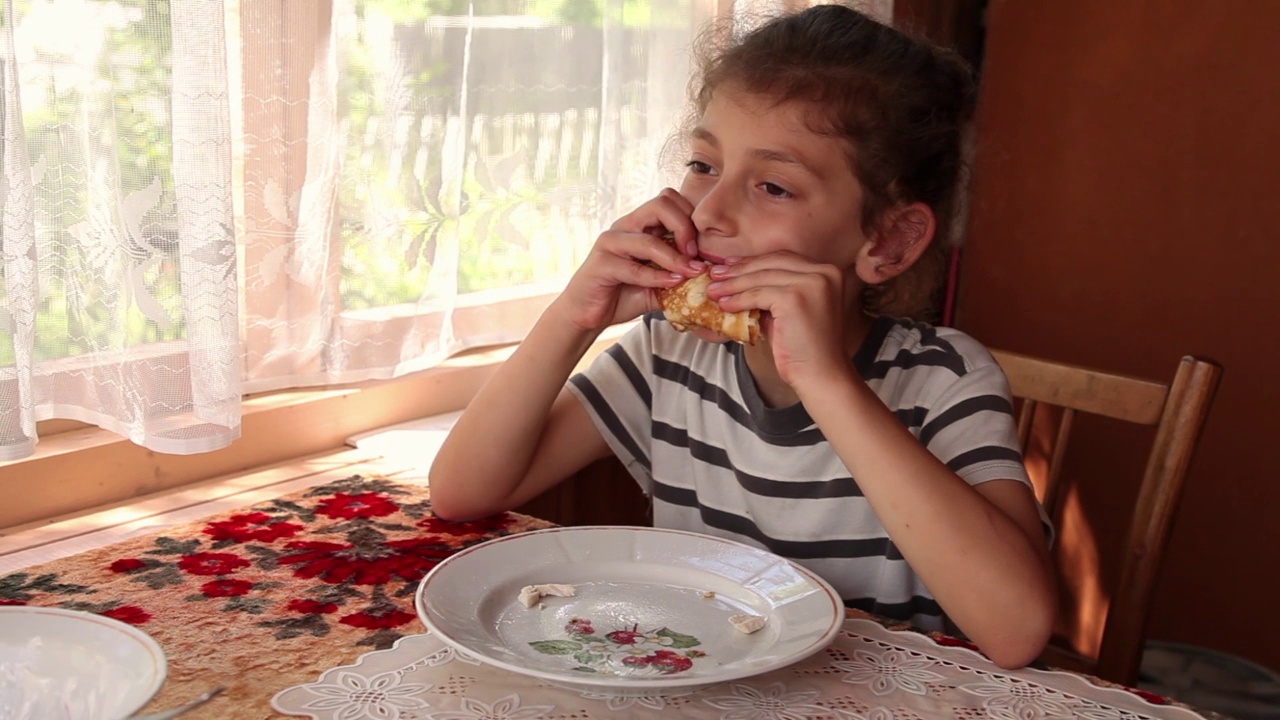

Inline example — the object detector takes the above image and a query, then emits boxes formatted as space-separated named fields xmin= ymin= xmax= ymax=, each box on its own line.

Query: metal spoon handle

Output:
xmin=129 ymin=685 xmax=227 ymax=720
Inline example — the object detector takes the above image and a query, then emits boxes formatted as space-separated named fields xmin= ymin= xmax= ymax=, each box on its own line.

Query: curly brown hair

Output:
xmin=680 ymin=4 xmax=977 ymax=322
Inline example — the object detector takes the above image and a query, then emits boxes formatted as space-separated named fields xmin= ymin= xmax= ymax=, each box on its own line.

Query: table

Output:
xmin=0 ymin=474 xmax=1215 ymax=719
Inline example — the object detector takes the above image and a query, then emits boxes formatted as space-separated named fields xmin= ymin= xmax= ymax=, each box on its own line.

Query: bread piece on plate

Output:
xmin=517 ymin=583 xmax=576 ymax=609
xmin=729 ymin=612 xmax=767 ymax=634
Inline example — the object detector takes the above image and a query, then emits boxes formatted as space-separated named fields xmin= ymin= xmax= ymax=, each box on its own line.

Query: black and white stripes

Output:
xmin=567 ymin=313 xmax=1038 ymax=632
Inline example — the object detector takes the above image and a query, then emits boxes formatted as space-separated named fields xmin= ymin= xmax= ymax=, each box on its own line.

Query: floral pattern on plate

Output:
xmin=530 ymin=616 xmax=708 ymax=676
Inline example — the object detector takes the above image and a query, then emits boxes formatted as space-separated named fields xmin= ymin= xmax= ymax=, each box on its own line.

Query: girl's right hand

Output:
xmin=552 ymin=188 xmax=707 ymax=333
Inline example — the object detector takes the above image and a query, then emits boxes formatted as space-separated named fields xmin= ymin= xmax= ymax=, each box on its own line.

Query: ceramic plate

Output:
xmin=0 ymin=606 xmax=167 ymax=720
xmin=415 ymin=526 xmax=842 ymax=696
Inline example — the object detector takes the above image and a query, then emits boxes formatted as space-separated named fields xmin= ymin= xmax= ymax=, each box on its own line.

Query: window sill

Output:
xmin=0 ymin=322 xmax=633 ymax=532
xmin=0 ymin=446 xmax=414 ymax=572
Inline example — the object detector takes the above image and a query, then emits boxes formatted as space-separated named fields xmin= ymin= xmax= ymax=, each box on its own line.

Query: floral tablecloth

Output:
xmin=0 ymin=475 xmax=552 ymax=719
xmin=0 ymin=474 xmax=1213 ymax=720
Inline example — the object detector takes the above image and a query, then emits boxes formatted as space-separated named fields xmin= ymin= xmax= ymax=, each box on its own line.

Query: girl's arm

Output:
xmin=709 ymin=251 xmax=1054 ymax=669
xmin=429 ymin=190 xmax=702 ymax=520
xmin=427 ymin=303 xmax=614 ymax=521
xmin=796 ymin=369 xmax=1055 ymax=670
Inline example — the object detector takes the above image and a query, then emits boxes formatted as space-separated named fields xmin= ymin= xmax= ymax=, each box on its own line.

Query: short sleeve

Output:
xmin=915 ymin=348 xmax=1054 ymax=544
xmin=918 ymin=357 xmax=1031 ymax=488
xmin=566 ymin=317 xmax=659 ymax=494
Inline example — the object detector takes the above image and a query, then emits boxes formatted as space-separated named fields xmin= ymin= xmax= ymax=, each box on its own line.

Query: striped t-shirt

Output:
xmin=567 ymin=312 xmax=1039 ymax=632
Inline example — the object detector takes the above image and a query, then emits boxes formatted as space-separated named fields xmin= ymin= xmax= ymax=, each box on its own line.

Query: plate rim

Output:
xmin=0 ymin=605 xmax=168 ymax=716
xmin=415 ymin=525 xmax=844 ymax=691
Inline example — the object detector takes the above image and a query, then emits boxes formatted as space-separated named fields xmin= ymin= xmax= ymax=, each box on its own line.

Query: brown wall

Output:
xmin=957 ymin=1 xmax=1280 ymax=670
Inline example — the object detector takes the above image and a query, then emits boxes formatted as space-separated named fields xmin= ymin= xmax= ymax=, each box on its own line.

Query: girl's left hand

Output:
xmin=705 ymin=251 xmax=854 ymax=389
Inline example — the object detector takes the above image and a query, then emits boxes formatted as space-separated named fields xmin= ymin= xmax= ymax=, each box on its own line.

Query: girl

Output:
xmin=429 ymin=4 xmax=1056 ymax=669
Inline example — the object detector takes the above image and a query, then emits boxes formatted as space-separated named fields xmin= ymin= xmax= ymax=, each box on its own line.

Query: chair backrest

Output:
xmin=989 ymin=349 xmax=1222 ymax=686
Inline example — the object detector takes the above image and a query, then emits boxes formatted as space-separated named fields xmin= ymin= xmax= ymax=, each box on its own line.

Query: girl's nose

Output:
xmin=690 ymin=181 xmax=739 ymax=239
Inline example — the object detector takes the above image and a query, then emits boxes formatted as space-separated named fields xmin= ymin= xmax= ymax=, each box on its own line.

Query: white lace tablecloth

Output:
xmin=272 ymin=617 xmax=1205 ymax=720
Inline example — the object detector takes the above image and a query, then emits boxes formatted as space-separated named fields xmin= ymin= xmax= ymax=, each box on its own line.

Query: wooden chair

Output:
xmin=989 ymin=349 xmax=1222 ymax=687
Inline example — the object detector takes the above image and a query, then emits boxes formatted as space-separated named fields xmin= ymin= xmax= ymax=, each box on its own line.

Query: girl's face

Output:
xmin=679 ymin=88 xmax=872 ymax=272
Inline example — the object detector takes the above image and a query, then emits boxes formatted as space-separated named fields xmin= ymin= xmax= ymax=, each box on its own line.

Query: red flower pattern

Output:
xmin=317 ymin=492 xmax=398 ymax=520
xmin=103 ymin=605 xmax=152 ymax=625
xmin=1128 ymin=688 xmax=1169 ymax=705
xmin=606 ymin=625 xmax=644 ymax=645
xmin=623 ymin=649 xmax=694 ymax=674
xmin=204 ymin=512 xmax=303 ymax=543
xmin=201 ymin=579 xmax=254 ymax=597
xmin=178 ymin=552 xmax=252 ymax=576
xmin=935 ymin=635 xmax=983 ymax=653
xmin=277 ymin=537 xmax=452 ymax=585
xmin=288 ymin=598 xmax=339 ymax=614
xmin=0 ymin=478 xmax=552 ymax=663
xmin=339 ymin=608 xmax=415 ymax=630
xmin=416 ymin=513 xmax=515 ymax=537
xmin=109 ymin=558 xmax=147 ymax=573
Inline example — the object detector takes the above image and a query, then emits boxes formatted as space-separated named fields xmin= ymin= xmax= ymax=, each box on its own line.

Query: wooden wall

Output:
xmin=956 ymin=0 xmax=1280 ymax=671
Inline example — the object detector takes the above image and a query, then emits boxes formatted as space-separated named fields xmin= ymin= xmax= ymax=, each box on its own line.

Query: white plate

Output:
xmin=0 ymin=606 xmax=167 ymax=720
xmin=415 ymin=526 xmax=842 ymax=696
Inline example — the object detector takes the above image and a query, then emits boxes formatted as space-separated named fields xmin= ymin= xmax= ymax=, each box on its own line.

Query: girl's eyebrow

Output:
xmin=690 ymin=127 xmax=817 ymax=176
xmin=751 ymin=147 xmax=812 ymax=172
xmin=690 ymin=126 xmax=719 ymax=147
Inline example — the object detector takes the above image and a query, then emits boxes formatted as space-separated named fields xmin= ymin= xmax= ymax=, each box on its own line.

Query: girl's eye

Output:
xmin=685 ymin=160 xmax=714 ymax=175
xmin=761 ymin=182 xmax=793 ymax=198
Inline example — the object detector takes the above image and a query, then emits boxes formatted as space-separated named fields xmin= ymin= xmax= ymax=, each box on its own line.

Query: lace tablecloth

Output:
xmin=273 ymin=617 xmax=1203 ymax=720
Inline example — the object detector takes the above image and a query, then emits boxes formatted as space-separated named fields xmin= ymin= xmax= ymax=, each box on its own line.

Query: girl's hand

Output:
xmin=705 ymin=252 xmax=853 ymax=388
xmin=553 ymin=189 xmax=706 ymax=333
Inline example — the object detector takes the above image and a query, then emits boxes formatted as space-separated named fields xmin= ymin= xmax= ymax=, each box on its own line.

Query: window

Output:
xmin=1 ymin=0 xmax=715 ymax=460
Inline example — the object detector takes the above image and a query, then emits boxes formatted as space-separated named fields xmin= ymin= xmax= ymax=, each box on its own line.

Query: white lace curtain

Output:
xmin=0 ymin=0 xmax=715 ymax=461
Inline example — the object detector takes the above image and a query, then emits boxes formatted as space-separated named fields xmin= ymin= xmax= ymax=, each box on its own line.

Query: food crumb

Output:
xmin=729 ymin=613 xmax=766 ymax=634
xmin=517 ymin=583 xmax=576 ymax=609
xmin=702 ymin=591 xmax=716 ymax=599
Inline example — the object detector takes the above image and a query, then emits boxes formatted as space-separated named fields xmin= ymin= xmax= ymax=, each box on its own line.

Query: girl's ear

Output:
xmin=855 ymin=202 xmax=937 ymax=284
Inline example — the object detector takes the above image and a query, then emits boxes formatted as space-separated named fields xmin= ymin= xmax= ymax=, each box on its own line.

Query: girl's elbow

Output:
xmin=427 ymin=465 xmax=514 ymax=522
xmin=426 ymin=494 xmax=467 ymax=522
xmin=426 ymin=490 xmax=489 ymax=523
xmin=425 ymin=466 xmax=473 ymax=522
xmin=984 ymin=603 xmax=1056 ymax=670
xmin=986 ymin=632 xmax=1050 ymax=671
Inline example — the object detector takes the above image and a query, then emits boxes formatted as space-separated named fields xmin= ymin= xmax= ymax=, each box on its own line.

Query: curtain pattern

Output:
xmin=0 ymin=0 xmax=707 ymax=461
xmin=238 ymin=1 xmax=703 ymax=392
xmin=1 ymin=0 xmax=236 ymax=460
